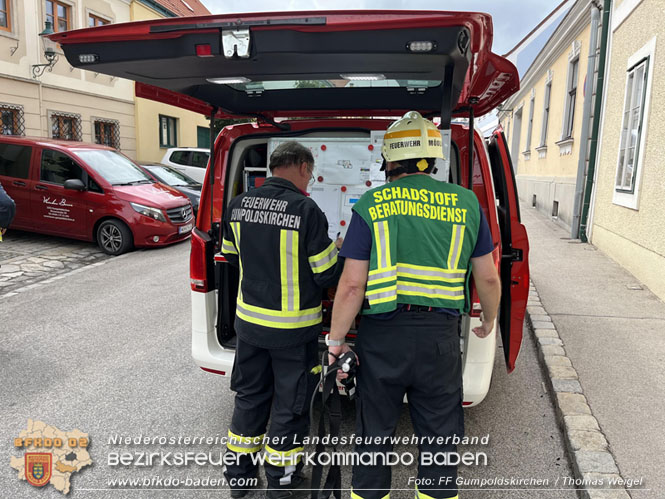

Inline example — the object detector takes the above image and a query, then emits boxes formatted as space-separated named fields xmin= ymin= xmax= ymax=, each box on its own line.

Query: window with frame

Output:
xmin=540 ymin=81 xmax=552 ymax=146
xmin=0 ymin=0 xmax=10 ymax=31
xmin=0 ymin=143 xmax=32 ymax=179
xmin=159 ymin=115 xmax=177 ymax=148
xmin=88 ymin=13 xmax=109 ymax=27
xmin=525 ymin=94 xmax=535 ymax=152
xmin=562 ymin=59 xmax=578 ymax=139
xmin=51 ymin=112 xmax=82 ymax=141
xmin=94 ymin=119 xmax=120 ymax=149
xmin=40 ymin=149 xmax=84 ymax=185
xmin=1 ymin=104 xmax=25 ymax=136
xmin=46 ymin=0 xmax=70 ymax=33
xmin=615 ymin=58 xmax=649 ymax=193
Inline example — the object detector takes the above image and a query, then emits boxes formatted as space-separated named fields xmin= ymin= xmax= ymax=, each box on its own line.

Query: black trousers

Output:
xmin=224 ymin=337 xmax=319 ymax=490
xmin=351 ymin=312 xmax=463 ymax=499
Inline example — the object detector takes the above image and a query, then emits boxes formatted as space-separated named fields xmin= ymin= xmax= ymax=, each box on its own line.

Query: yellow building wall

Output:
xmin=590 ymin=0 xmax=665 ymax=301
xmin=131 ymin=1 xmax=211 ymax=162
xmin=499 ymin=22 xmax=592 ymax=228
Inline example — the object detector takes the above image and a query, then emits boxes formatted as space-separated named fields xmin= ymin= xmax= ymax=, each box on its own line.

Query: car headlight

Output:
xmin=130 ymin=202 xmax=166 ymax=222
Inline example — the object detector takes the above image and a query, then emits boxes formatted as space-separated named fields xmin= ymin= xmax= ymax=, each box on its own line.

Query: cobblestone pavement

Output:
xmin=0 ymin=230 xmax=110 ymax=297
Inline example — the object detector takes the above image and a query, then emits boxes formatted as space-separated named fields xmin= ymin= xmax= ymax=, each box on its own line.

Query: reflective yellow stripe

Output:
xmin=238 ymin=299 xmax=320 ymax=317
xmin=310 ymin=365 xmax=322 ymax=375
xmin=227 ymin=430 xmax=264 ymax=454
xmin=231 ymin=222 xmax=243 ymax=300
xmin=447 ymin=224 xmax=465 ymax=270
xmin=280 ymin=230 xmax=300 ymax=311
xmin=309 ymin=241 xmax=338 ymax=274
xmin=264 ymin=445 xmax=304 ymax=467
xmin=416 ymin=485 xmax=457 ymax=499
xmin=280 ymin=231 xmax=288 ymax=310
xmin=351 ymin=490 xmax=389 ymax=499
xmin=236 ymin=298 xmax=322 ymax=329
xmin=221 ymin=238 xmax=238 ymax=255
xmin=374 ymin=221 xmax=383 ymax=270
xmin=373 ymin=220 xmax=391 ymax=270
xmin=291 ymin=231 xmax=299 ymax=311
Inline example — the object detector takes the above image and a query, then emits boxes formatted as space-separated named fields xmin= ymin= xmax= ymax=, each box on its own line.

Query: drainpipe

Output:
xmin=580 ymin=0 xmax=612 ymax=242
xmin=571 ymin=2 xmax=600 ymax=238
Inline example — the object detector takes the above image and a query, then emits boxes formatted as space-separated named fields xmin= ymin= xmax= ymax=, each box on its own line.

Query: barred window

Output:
xmin=1 ymin=104 xmax=25 ymax=136
xmin=51 ymin=112 xmax=82 ymax=141
xmin=94 ymin=119 xmax=120 ymax=149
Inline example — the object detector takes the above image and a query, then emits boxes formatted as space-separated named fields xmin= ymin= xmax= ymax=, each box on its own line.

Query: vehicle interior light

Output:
xmin=407 ymin=41 xmax=435 ymax=52
xmin=196 ymin=44 xmax=213 ymax=57
xmin=78 ymin=54 xmax=99 ymax=64
xmin=340 ymin=74 xmax=386 ymax=81
xmin=206 ymin=77 xmax=251 ymax=84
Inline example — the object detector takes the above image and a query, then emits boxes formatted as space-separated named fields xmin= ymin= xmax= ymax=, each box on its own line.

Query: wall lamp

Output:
xmin=32 ymin=21 xmax=59 ymax=79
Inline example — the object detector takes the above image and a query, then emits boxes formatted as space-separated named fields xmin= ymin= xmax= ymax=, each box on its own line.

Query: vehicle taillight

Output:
xmin=190 ymin=229 xmax=210 ymax=292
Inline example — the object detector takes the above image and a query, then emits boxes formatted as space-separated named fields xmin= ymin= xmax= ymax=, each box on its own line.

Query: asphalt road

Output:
xmin=1 ymin=241 xmax=576 ymax=498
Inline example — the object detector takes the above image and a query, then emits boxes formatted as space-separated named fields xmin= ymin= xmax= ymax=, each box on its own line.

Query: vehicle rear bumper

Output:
xmin=191 ymin=290 xmax=234 ymax=376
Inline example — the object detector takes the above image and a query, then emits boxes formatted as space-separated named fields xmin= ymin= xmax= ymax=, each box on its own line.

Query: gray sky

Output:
xmin=198 ymin=0 xmax=556 ymax=55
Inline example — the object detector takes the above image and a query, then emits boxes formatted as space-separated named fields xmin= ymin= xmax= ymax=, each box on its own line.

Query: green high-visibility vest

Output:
xmin=352 ymin=174 xmax=482 ymax=314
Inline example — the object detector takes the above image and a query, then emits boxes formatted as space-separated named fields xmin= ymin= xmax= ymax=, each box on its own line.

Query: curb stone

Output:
xmin=526 ymin=280 xmax=630 ymax=499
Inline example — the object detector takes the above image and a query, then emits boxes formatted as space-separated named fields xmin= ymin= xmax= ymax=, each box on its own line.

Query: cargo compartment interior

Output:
xmin=216 ymin=127 xmax=461 ymax=350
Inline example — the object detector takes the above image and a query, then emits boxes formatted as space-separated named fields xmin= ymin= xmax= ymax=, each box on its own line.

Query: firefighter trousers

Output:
xmin=351 ymin=312 xmax=463 ymax=499
xmin=224 ymin=337 xmax=319 ymax=490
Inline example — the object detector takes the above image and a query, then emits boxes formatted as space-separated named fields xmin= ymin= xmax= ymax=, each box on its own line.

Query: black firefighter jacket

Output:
xmin=221 ymin=177 xmax=342 ymax=348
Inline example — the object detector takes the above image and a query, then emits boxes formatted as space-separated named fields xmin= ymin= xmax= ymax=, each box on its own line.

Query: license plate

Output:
xmin=179 ymin=223 xmax=193 ymax=234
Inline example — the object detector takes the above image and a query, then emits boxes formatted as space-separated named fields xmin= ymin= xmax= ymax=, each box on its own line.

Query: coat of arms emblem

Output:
xmin=25 ymin=453 xmax=52 ymax=487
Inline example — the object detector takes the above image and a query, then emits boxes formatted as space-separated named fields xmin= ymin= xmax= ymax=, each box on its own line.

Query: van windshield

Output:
xmin=75 ymin=150 xmax=153 ymax=185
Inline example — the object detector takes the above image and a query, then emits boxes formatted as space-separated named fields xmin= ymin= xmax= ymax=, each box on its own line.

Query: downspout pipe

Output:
xmin=580 ymin=0 xmax=612 ymax=242
xmin=571 ymin=2 xmax=600 ymax=238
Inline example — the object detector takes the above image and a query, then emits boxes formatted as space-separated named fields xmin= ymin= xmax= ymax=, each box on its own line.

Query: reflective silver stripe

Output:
xmin=396 ymin=264 xmax=465 ymax=280
xmin=375 ymin=221 xmax=390 ymax=269
xmin=447 ymin=224 xmax=465 ymax=270
xmin=397 ymin=283 xmax=465 ymax=298
xmin=366 ymin=288 xmax=397 ymax=301
xmin=286 ymin=230 xmax=295 ymax=311
xmin=367 ymin=268 xmax=397 ymax=284
xmin=236 ymin=302 xmax=321 ymax=325
xmin=309 ymin=243 xmax=338 ymax=272
xmin=221 ymin=238 xmax=237 ymax=255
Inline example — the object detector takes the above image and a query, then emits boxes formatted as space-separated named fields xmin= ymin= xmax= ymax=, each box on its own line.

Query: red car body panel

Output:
xmin=0 ymin=135 xmax=193 ymax=248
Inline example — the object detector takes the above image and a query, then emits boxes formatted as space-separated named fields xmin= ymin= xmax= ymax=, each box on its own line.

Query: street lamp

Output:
xmin=32 ymin=21 xmax=59 ymax=79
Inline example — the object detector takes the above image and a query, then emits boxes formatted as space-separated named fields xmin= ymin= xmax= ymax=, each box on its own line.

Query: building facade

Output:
xmin=587 ymin=0 xmax=665 ymax=300
xmin=130 ymin=0 xmax=211 ymax=163
xmin=0 ymin=0 xmax=135 ymax=156
xmin=499 ymin=0 xmax=599 ymax=229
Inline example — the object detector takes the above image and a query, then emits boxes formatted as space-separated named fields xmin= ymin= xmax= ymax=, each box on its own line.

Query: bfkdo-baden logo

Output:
xmin=25 ymin=453 xmax=52 ymax=487
xmin=10 ymin=420 xmax=92 ymax=495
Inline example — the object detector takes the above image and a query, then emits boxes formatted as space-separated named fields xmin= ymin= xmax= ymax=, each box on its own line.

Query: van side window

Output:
xmin=0 ymin=144 xmax=32 ymax=179
xmin=40 ymin=149 xmax=84 ymax=185
xmin=190 ymin=151 xmax=208 ymax=168
xmin=170 ymin=151 xmax=190 ymax=165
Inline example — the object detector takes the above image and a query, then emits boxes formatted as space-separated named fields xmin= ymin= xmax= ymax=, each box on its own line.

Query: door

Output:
xmin=0 ymin=142 xmax=34 ymax=229
xmin=34 ymin=149 xmax=90 ymax=238
xmin=487 ymin=129 xmax=530 ymax=373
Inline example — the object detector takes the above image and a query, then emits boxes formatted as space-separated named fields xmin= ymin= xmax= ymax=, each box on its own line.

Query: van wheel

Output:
xmin=97 ymin=219 xmax=133 ymax=256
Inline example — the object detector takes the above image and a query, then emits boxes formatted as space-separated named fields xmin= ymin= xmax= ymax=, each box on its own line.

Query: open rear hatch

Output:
xmin=53 ymin=11 xmax=526 ymax=372
xmin=51 ymin=10 xmax=518 ymax=121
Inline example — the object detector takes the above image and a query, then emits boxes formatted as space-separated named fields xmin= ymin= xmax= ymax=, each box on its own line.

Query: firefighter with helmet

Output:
xmin=328 ymin=111 xmax=502 ymax=499
xmin=221 ymin=141 xmax=344 ymax=498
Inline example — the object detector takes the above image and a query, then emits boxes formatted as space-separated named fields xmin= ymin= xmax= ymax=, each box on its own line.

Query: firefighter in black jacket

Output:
xmin=221 ymin=141 xmax=343 ymax=499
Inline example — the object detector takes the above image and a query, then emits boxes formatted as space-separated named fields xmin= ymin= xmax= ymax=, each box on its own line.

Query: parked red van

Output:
xmin=53 ymin=10 xmax=530 ymax=406
xmin=0 ymin=136 xmax=194 ymax=255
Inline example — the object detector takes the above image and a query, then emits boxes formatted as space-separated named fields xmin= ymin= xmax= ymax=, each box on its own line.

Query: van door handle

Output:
xmin=13 ymin=181 xmax=26 ymax=187
xmin=35 ymin=184 xmax=48 ymax=191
